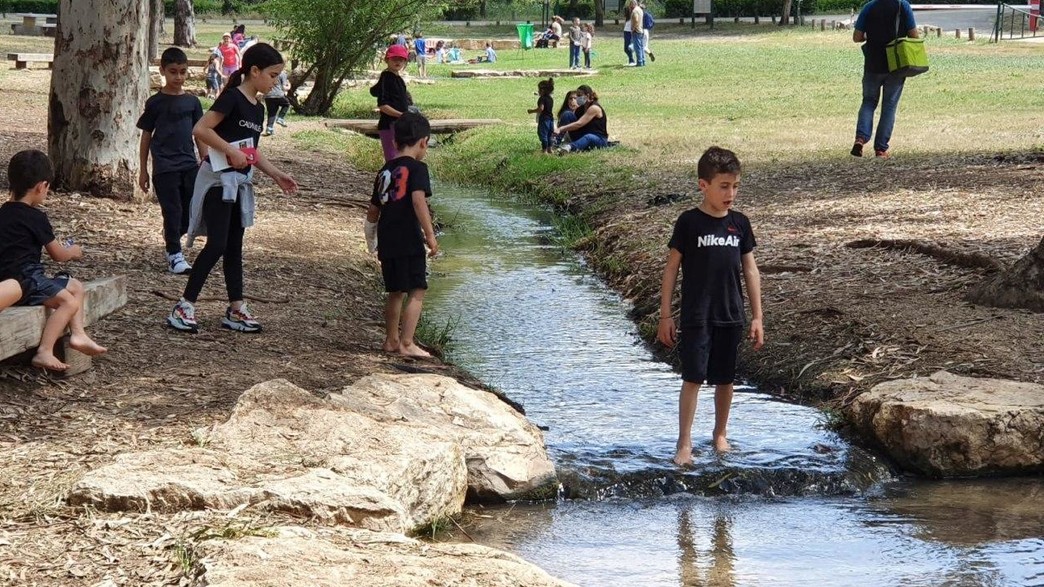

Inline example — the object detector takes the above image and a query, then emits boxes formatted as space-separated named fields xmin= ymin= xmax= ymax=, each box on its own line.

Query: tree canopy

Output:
xmin=263 ymin=0 xmax=446 ymax=115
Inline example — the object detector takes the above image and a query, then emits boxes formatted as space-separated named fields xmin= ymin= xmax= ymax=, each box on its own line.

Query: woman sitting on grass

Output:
xmin=554 ymin=84 xmax=608 ymax=153
xmin=554 ymin=90 xmax=579 ymax=146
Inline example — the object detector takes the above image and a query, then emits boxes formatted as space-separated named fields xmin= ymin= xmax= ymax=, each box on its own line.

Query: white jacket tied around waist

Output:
xmin=186 ymin=160 xmax=257 ymax=248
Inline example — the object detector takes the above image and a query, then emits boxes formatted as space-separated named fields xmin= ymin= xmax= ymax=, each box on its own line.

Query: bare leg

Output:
xmin=712 ymin=383 xmax=735 ymax=452
xmin=398 ymin=288 xmax=431 ymax=358
xmin=383 ymin=292 xmax=406 ymax=352
xmin=674 ymin=380 xmax=700 ymax=465
xmin=64 ymin=280 xmax=106 ymax=356
xmin=0 ymin=279 xmax=22 ymax=312
xmin=33 ymin=288 xmax=78 ymax=371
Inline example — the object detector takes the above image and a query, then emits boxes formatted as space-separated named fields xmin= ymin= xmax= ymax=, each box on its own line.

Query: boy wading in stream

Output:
xmin=365 ymin=112 xmax=439 ymax=359
xmin=657 ymin=146 xmax=764 ymax=464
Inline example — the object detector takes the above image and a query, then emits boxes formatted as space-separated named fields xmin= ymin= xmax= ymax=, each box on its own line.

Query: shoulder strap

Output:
xmin=895 ymin=0 xmax=904 ymax=37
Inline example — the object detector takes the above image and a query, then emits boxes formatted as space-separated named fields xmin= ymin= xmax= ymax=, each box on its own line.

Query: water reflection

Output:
xmin=677 ymin=508 xmax=735 ymax=587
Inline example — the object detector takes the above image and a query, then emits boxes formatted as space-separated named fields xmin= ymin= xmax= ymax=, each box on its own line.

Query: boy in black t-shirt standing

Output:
xmin=657 ymin=146 xmax=764 ymax=464
xmin=365 ymin=113 xmax=439 ymax=359
xmin=137 ymin=47 xmax=207 ymax=275
xmin=0 ymin=150 xmax=107 ymax=371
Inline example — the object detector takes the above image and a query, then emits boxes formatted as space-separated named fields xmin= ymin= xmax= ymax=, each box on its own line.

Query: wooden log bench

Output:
xmin=0 ymin=276 xmax=127 ymax=375
xmin=7 ymin=53 xmax=54 ymax=69
xmin=326 ymin=118 xmax=502 ymax=138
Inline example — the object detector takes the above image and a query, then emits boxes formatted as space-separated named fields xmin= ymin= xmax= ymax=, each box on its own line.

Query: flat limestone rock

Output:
xmin=68 ymin=379 xmax=467 ymax=533
xmin=848 ymin=370 xmax=1044 ymax=476
xmin=331 ymin=374 xmax=558 ymax=501
xmin=192 ymin=526 xmax=576 ymax=587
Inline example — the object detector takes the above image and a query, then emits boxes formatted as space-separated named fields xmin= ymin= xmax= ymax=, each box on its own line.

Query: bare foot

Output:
xmin=673 ymin=444 xmax=693 ymax=466
xmin=382 ymin=339 xmax=401 ymax=353
xmin=31 ymin=351 xmax=69 ymax=372
xmin=399 ymin=342 xmax=432 ymax=359
xmin=69 ymin=334 xmax=107 ymax=357
xmin=713 ymin=435 xmax=732 ymax=453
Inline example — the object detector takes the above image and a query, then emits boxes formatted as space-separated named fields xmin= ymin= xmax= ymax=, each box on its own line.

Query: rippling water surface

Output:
xmin=424 ymin=184 xmax=1044 ymax=586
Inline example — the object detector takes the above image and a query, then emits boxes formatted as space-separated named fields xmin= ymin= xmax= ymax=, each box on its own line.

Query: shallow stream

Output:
xmin=424 ymin=184 xmax=1044 ymax=587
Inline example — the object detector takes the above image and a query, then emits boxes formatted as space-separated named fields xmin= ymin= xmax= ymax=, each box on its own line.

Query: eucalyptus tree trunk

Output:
xmin=48 ymin=0 xmax=149 ymax=199
xmin=966 ymin=236 xmax=1044 ymax=312
xmin=149 ymin=0 xmax=164 ymax=60
xmin=174 ymin=0 xmax=197 ymax=47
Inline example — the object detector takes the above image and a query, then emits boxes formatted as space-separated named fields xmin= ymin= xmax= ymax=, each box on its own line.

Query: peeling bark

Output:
xmin=48 ymin=0 xmax=149 ymax=199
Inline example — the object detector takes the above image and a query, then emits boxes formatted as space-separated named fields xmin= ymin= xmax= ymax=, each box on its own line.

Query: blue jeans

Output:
xmin=537 ymin=117 xmax=554 ymax=150
xmin=632 ymin=32 xmax=646 ymax=66
xmin=856 ymin=71 xmax=905 ymax=152
xmin=570 ymin=133 xmax=608 ymax=151
xmin=624 ymin=31 xmax=634 ymax=63
xmin=569 ymin=43 xmax=580 ymax=68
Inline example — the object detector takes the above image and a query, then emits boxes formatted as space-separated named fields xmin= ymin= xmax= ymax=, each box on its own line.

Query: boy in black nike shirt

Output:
xmin=657 ymin=146 xmax=764 ymax=464
xmin=365 ymin=112 xmax=439 ymax=359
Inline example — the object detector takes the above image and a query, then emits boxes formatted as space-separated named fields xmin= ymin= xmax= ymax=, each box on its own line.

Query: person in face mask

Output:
xmin=554 ymin=85 xmax=609 ymax=153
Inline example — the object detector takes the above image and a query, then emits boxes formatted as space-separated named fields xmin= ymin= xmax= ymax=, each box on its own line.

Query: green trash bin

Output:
xmin=516 ymin=23 xmax=534 ymax=50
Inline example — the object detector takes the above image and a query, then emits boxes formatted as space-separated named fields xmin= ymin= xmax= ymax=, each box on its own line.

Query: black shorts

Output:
xmin=17 ymin=264 xmax=70 ymax=306
xmin=678 ymin=323 xmax=744 ymax=385
xmin=381 ymin=254 xmax=427 ymax=293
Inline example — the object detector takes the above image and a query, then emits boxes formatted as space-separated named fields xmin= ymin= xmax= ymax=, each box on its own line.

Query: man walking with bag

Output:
xmin=851 ymin=0 xmax=918 ymax=158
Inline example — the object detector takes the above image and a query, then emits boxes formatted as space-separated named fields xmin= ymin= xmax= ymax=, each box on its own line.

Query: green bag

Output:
xmin=885 ymin=2 xmax=928 ymax=77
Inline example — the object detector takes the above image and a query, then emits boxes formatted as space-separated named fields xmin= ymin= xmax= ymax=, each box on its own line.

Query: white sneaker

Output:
xmin=167 ymin=298 xmax=198 ymax=333
xmin=168 ymin=252 xmax=192 ymax=275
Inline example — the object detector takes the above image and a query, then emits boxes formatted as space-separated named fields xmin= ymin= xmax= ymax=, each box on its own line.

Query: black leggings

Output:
xmin=183 ymin=187 xmax=244 ymax=303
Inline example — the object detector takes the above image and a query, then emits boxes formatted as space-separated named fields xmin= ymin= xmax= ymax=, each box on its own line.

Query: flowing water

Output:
xmin=423 ymin=184 xmax=1044 ymax=587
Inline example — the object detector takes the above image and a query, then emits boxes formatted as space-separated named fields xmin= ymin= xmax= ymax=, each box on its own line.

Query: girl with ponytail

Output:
xmin=166 ymin=43 xmax=298 ymax=335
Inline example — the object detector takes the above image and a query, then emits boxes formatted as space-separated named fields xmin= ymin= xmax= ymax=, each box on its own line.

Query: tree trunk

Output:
xmin=222 ymin=0 xmax=235 ymax=15
xmin=174 ymin=0 xmax=197 ymax=47
xmin=296 ymin=62 xmax=341 ymax=116
xmin=595 ymin=0 xmax=604 ymax=27
xmin=479 ymin=0 xmax=487 ymax=18
xmin=48 ymin=0 xmax=149 ymax=199
xmin=148 ymin=0 xmax=164 ymax=60
xmin=966 ymin=236 xmax=1044 ymax=312
xmin=780 ymin=0 xmax=793 ymax=24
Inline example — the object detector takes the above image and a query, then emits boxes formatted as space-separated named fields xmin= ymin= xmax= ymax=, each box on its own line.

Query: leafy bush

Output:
xmin=0 ymin=0 xmax=58 ymax=13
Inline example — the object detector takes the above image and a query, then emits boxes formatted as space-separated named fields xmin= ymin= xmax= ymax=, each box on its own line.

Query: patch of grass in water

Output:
xmin=416 ymin=313 xmax=462 ymax=357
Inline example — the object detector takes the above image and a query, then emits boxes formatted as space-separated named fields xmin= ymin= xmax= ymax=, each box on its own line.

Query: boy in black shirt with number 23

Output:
xmin=365 ymin=113 xmax=438 ymax=359
xmin=658 ymin=146 xmax=764 ymax=465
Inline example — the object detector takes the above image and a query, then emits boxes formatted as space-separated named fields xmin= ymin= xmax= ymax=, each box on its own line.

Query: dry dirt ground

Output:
xmin=0 ymin=69 xmax=485 ymax=585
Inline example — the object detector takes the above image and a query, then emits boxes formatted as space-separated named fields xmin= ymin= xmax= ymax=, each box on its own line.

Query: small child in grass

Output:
xmin=0 ymin=150 xmax=106 ymax=371
xmin=528 ymin=77 xmax=555 ymax=154
xmin=365 ymin=112 xmax=439 ymax=359
xmin=657 ymin=146 xmax=764 ymax=464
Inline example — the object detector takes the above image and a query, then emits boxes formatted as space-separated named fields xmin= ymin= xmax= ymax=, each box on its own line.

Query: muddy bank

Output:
xmin=432 ymin=141 xmax=1044 ymax=413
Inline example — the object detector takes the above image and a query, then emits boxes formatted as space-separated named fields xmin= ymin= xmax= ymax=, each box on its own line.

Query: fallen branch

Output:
xmin=934 ymin=315 xmax=1005 ymax=333
xmin=150 ymin=290 xmax=290 ymax=304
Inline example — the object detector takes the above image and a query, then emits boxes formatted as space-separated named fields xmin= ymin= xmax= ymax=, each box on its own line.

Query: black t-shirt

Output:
xmin=668 ymin=208 xmax=756 ymax=327
xmin=370 ymin=156 xmax=432 ymax=260
xmin=136 ymin=92 xmax=204 ymax=176
xmin=0 ymin=201 xmax=55 ymax=280
xmin=210 ymin=86 xmax=265 ymax=172
xmin=371 ymin=71 xmax=410 ymax=131
xmin=537 ymin=95 xmax=554 ymax=121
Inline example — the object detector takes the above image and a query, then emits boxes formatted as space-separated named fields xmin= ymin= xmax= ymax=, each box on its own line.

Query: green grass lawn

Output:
xmin=325 ymin=24 xmax=1044 ymax=189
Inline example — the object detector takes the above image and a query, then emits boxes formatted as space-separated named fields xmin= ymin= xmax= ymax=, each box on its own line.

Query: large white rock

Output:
xmin=331 ymin=374 xmax=558 ymax=502
xmin=192 ymin=526 xmax=576 ymax=587
xmin=848 ymin=371 xmax=1044 ymax=476
xmin=69 ymin=380 xmax=467 ymax=533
